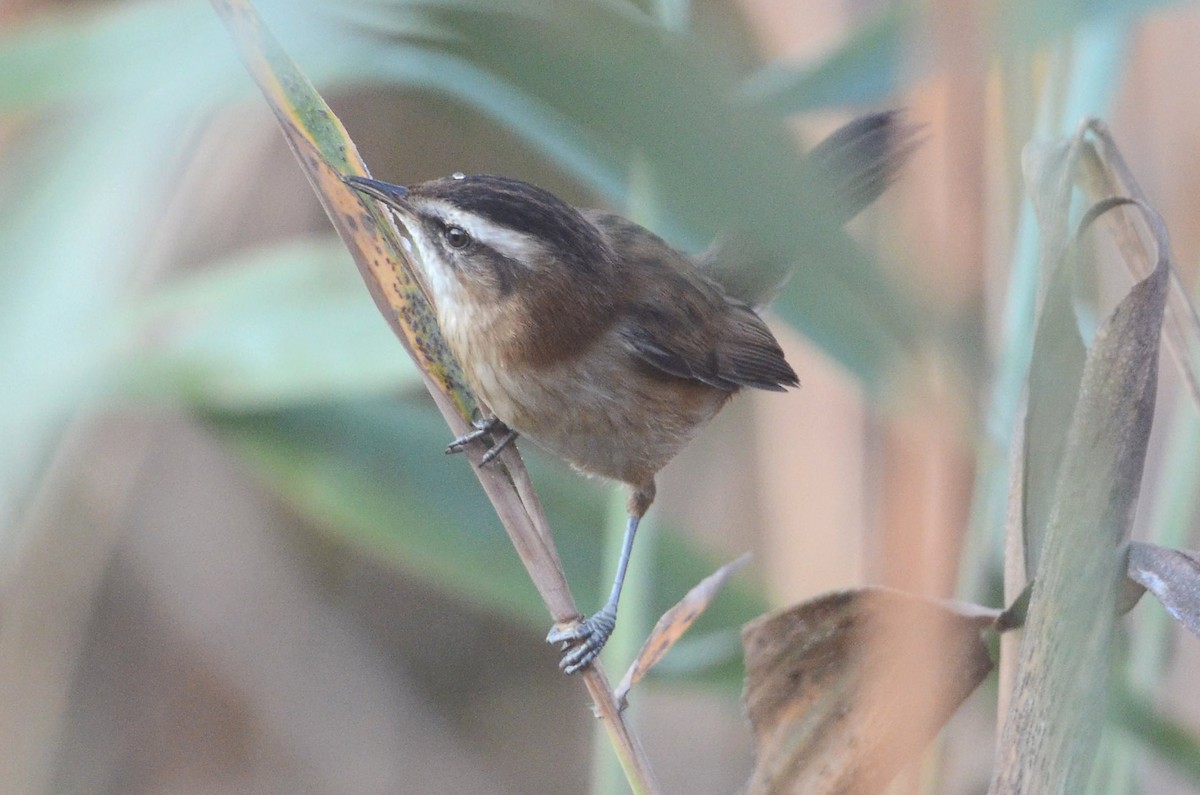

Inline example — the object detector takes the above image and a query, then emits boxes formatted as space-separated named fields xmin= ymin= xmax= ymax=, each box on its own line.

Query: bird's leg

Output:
xmin=547 ymin=513 xmax=640 ymax=674
xmin=446 ymin=416 xmax=518 ymax=464
xmin=547 ymin=482 xmax=655 ymax=674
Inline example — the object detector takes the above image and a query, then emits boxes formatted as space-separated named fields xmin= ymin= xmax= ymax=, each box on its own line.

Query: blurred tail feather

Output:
xmin=697 ymin=110 xmax=922 ymax=307
xmin=808 ymin=109 xmax=924 ymax=224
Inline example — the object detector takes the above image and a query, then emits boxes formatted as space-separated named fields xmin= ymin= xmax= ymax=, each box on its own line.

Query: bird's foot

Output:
xmin=446 ymin=416 xmax=518 ymax=464
xmin=446 ymin=416 xmax=502 ymax=453
xmin=546 ymin=607 xmax=617 ymax=675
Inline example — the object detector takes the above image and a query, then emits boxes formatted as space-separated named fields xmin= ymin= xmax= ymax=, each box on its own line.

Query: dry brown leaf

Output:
xmin=614 ymin=553 xmax=750 ymax=705
xmin=1126 ymin=541 xmax=1200 ymax=639
xmin=742 ymin=587 xmax=996 ymax=795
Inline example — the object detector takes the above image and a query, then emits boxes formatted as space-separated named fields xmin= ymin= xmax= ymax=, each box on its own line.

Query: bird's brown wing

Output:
xmin=583 ymin=207 xmax=798 ymax=392
xmin=618 ymin=267 xmax=798 ymax=393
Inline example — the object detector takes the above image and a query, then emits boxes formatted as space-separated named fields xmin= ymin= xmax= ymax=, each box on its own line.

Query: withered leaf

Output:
xmin=990 ymin=188 xmax=1170 ymax=793
xmin=1021 ymin=136 xmax=1087 ymax=578
xmin=614 ymin=553 xmax=750 ymax=705
xmin=742 ymin=587 xmax=995 ymax=795
xmin=1126 ymin=541 xmax=1200 ymax=639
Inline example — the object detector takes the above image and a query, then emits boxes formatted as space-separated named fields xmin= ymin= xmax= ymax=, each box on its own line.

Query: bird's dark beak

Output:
xmin=344 ymin=175 xmax=410 ymax=211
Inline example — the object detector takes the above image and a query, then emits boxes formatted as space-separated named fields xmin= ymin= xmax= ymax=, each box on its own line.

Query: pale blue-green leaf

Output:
xmin=213 ymin=400 xmax=544 ymax=623
xmin=0 ymin=0 xmax=434 ymax=541
xmin=365 ymin=45 xmax=629 ymax=201
xmin=6 ymin=0 xmax=934 ymax=394
xmin=0 ymin=2 xmax=237 ymax=112
xmin=211 ymin=398 xmax=765 ymax=680
xmin=0 ymin=1 xmax=427 ymax=112
xmin=1109 ymin=683 xmax=1200 ymax=787
xmin=746 ymin=0 xmax=1175 ymax=120
xmin=1019 ymin=138 xmax=1088 ymax=576
xmin=740 ymin=4 xmax=915 ymax=114
xmin=958 ymin=26 xmax=1129 ymax=603
xmin=0 ymin=2 xmax=629 ymax=226
xmin=999 ymin=0 xmax=1194 ymax=53
xmin=113 ymin=238 xmax=420 ymax=410
xmin=0 ymin=107 xmax=189 ymax=543
xmin=344 ymin=0 xmax=926 ymax=393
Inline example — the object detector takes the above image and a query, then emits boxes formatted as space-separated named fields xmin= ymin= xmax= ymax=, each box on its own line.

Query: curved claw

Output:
xmin=446 ymin=416 xmax=518 ymax=464
xmin=446 ymin=416 xmax=502 ymax=454
xmin=546 ymin=619 xmax=592 ymax=645
xmin=479 ymin=429 xmax=518 ymax=464
xmin=546 ymin=609 xmax=616 ymax=675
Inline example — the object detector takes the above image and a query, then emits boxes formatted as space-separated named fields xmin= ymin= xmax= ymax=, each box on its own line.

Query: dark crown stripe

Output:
xmin=416 ymin=174 xmax=612 ymax=276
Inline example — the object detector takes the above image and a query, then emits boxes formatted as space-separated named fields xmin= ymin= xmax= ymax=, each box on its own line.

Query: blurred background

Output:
xmin=4 ymin=0 xmax=1200 ymax=793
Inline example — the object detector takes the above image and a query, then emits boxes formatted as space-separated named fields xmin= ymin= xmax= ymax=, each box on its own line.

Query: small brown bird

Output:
xmin=348 ymin=111 xmax=916 ymax=673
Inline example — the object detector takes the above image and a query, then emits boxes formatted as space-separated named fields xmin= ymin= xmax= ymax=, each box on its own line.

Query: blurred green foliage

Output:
xmin=3 ymin=3 xmax=1200 ymax=779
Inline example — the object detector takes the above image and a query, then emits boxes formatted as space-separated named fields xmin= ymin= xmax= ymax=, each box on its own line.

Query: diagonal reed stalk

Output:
xmin=208 ymin=1 xmax=660 ymax=791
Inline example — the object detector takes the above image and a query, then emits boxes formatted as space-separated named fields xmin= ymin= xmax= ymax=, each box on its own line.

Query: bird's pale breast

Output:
xmin=464 ymin=329 xmax=729 ymax=490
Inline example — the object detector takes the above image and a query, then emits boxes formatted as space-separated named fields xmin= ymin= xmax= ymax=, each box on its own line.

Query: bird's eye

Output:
xmin=445 ymin=226 xmax=472 ymax=249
